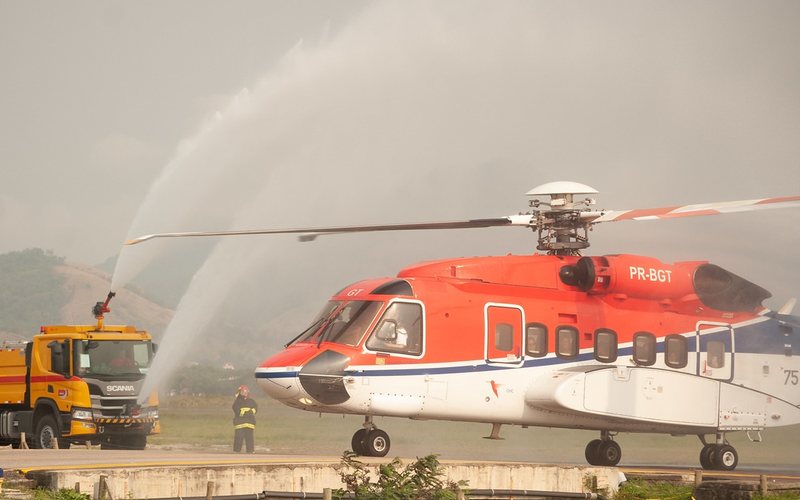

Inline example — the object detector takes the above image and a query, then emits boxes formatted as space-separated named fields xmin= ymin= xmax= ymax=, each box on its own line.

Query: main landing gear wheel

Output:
xmin=699 ymin=444 xmax=715 ymax=470
xmin=700 ymin=444 xmax=738 ymax=471
xmin=585 ymin=432 xmax=621 ymax=466
xmin=351 ymin=428 xmax=391 ymax=457
xmin=585 ymin=439 xmax=603 ymax=464
xmin=351 ymin=429 xmax=368 ymax=456
xmin=715 ymin=444 xmax=738 ymax=471
xmin=363 ymin=429 xmax=390 ymax=457
xmin=698 ymin=435 xmax=739 ymax=471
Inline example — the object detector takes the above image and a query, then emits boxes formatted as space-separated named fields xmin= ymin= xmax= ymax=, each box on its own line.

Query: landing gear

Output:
xmin=698 ymin=434 xmax=739 ymax=471
xmin=351 ymin=416 xmax=391 ymax=457
xmin=585 ymin=431 xmax=621 ymax=466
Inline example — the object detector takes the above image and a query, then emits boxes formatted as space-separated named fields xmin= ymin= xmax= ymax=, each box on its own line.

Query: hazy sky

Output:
xmin=2 ymin=0 xmax=799 ymax=309
xmin=0 ymin=0 xmax=367 ymax=261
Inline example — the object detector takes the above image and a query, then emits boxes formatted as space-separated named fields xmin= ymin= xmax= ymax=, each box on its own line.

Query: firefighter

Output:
xmin=232 ymin=384 xmax=257 ymax=453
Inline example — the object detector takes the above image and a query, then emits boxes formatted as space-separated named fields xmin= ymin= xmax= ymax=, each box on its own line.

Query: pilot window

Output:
xmin=594 ymin=329 xmax=617 ymax=363
xmin=525 ymin=323 xmax=548 ymax=357
xmin=633 ymin=332 xmax=656 ymax=366
xmin=665 ymin=334 xmax=688 ymax=369
xmin=289 ymin=300 xmax=383 ymax=347
xmin=495 ymin=323 xmax=514 ymax=351
xmin=556 ymin=326 xmax=579 ymax=358
xmin=707 ymin=340 xmax=725 ymax=368
xmin=366 ymin=301 xmax=423 ymax=356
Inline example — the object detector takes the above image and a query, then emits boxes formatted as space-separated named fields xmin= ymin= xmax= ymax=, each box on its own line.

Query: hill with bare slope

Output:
xmin=0 ymin=249 xmax=172 ymax=341
xmin=55 ymin=262 xmax=173 ymax=338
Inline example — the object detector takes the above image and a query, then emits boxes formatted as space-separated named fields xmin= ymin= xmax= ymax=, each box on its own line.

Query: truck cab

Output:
xmin=0 ymin=324 xmax=160 ymax=449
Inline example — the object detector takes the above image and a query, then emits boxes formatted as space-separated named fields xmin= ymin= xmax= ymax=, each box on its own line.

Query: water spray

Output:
xmin=92 ymin=291 xmax=116 ymax=330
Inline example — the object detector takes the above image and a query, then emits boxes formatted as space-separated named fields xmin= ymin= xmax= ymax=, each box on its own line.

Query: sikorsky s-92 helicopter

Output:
xmin=127 ymin=181 xmax=800 ymax=471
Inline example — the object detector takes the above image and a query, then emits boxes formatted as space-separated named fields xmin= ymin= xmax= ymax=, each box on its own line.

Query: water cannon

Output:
xmin=92 ymin=291 xmax=116 ymax=330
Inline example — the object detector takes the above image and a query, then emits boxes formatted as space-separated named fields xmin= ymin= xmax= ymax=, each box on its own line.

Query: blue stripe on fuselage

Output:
xmin=254 ymin=317 xmax=794 ymax=380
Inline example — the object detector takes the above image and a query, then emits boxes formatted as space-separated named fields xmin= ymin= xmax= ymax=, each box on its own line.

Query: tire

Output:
xmin=126 ymin=435 xmax=147 ymax=450
xmin=597 ymin=440 xmax=622 ymax=466
xmin=351 ymin=429 xmax=368 ymax=456
xmin=714 ymin=444 xmax=738 ymax=471
xmin=363 ymin=429 xmax=390 ymax=457
xmin=32 ymin=415 xmax=59 ymax=449
xmin=100 ymin=437 xmax=120 ymax=450
xmin=585 ymin=439 xmax=603 ymax=465
xmin=699 ymin=444 xmax=714 ymax=470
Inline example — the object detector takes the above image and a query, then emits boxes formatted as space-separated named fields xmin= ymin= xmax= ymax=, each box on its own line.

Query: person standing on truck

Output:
xmin=232 ymin=384 xmax=257 ymax=453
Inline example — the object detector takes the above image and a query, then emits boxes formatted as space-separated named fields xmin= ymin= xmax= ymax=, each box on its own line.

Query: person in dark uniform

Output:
xmin=232 ymin=384 xmax=257 ymax=453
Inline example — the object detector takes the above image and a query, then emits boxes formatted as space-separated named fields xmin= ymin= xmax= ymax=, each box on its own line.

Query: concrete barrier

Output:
xmin=25 ymin=460 xmax=623 ymax=499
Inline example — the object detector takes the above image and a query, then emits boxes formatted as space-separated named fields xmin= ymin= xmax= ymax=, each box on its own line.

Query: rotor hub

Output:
xmin=526 ymin=182 xmax=598 ymax=255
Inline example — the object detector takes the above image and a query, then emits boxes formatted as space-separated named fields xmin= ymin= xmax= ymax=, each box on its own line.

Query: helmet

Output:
xmin=238 ymin=385 xmax=249 ymax=396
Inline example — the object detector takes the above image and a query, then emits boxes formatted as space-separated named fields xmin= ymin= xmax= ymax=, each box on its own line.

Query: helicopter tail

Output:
xmin=778 ymin=298 xmax=797 ymax=315
xmin=771 ymin=298 xmax=800 ymax=329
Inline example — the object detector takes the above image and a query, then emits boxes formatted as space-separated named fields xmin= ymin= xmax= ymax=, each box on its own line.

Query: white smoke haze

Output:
xmin=112 ymin=1 xmax=800 ymax=396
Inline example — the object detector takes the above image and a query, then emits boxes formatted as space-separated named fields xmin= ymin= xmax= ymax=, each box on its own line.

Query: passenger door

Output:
xmin=484 ymin=303 xmax=524 ymax=366
xmin=697 ymin=322 xmax=734 ymax=381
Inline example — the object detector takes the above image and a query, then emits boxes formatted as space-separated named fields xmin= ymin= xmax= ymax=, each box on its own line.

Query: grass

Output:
xmin=613 ymin=479 xmax=693 ymax=500
xmin=151 ymin=395 xmax=800 ymax=469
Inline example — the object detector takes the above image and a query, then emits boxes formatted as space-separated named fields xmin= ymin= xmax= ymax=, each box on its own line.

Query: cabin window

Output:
xmin=556 ymin=326 xmax=579 ymax=359
xmin=633 ymin=332 xmax=656 ymax=366
xmin=665 ymin=334 xmax=688 ymax=369
xmin=495 ymin=323 xmax=514 ymax=351
xmin=366 ymin=301 xmax=423 ymax=356
xmin=594 ymin=329 xmax=618 ymax=363
xmin=525 ymin=323 xmax=548 ymax=357
xmin=707 ymin=340 xmax=725 ymax=368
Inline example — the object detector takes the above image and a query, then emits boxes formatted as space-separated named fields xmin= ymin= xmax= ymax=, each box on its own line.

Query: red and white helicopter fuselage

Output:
xmin=256 ymin=252 xmax=800 ymax=470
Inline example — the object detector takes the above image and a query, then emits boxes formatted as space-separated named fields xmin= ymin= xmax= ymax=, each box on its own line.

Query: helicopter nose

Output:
xmin=298 ymin=350 xmax=351 ymax=405
xmin=255 ymin=348 xmax=352 ymax=405
xmin=256 ymin=368 xmax=301 ymax=400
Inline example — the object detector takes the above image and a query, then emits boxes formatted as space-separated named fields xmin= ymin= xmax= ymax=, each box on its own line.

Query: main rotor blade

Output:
xmin=583 ymin=195 xmax=800 ymax=224
xmin=125 ymin=217 xmax=525 ymax=245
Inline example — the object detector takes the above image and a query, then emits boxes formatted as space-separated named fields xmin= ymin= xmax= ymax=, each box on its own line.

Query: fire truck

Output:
xmin=0 ymin=293 xmax=159 ymax=449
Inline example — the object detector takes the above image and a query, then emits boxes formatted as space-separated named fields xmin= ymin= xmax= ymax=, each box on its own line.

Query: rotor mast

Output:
xmin=526 ymin=182 xmax=598 ymax=256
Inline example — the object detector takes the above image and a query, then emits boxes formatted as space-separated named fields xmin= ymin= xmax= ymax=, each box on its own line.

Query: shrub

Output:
xmin=335 ymin=451 xmax=466 ymax=499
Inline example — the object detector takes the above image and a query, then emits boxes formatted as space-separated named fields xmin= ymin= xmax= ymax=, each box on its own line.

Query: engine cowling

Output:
xmin=559 ymin=255 xmax=700 ymax=300
xmin=559 ymin=254 xmax=771 ymax=311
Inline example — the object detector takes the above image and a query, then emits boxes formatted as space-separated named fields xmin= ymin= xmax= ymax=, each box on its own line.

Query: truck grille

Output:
xmin=90 ymin=395 xmax=139 ymax=418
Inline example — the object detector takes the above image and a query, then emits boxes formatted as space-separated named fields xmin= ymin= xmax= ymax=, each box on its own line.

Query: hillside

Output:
xmin=55 ymin=262 xmax=173 ymax=338
xmin=0 ymin=248 xmax=294 ymax=368
xmin=0 ymin=249 xmax=172 ymax=342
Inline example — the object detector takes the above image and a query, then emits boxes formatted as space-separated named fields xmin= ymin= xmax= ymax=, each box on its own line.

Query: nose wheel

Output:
xmin=351 ymin=417 xmax=391 ymax=457
xmin=585 ymin=431 xmax=621 ymax=466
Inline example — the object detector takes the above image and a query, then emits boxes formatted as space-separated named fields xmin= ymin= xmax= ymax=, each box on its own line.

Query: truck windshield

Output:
xmin=289 ymin=300 xmax=383 ymax=347
xmin=73 ymin=340 xmax=154 ymax=380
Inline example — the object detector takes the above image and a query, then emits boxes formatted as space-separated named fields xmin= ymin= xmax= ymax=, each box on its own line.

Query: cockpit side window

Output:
xmin=366 ymin=301 xmax=423 ymax=356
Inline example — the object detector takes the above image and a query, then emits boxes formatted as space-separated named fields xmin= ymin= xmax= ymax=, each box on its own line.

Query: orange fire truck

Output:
xmin=0 ymin=293 xmax=159 ymax=449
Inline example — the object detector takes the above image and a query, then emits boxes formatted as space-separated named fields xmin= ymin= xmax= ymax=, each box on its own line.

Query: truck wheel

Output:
xmin=33 ymin=415 xmax=60 ymax=449
xmin=127 ymin=435 xmax=147 ymax=450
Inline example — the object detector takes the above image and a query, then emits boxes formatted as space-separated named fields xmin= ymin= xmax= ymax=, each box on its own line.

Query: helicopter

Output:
xmin=127 ymin=181 xmax=800 ymax=471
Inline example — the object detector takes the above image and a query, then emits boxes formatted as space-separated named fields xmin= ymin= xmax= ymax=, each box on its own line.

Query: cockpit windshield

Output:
xmin=73 ymin=339 xmax=154 ymax=381
xmin=289 ymin=300 xmax=383 ymax=347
